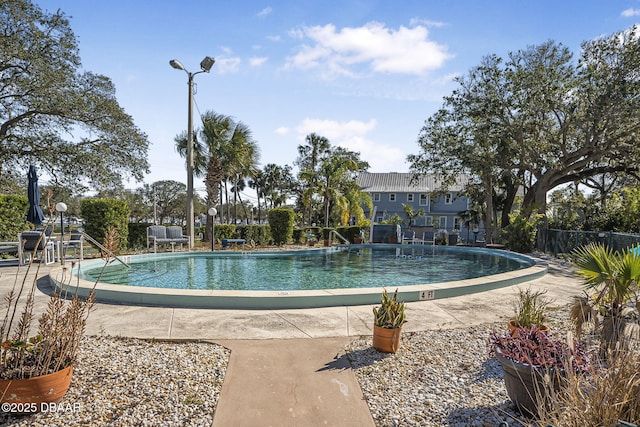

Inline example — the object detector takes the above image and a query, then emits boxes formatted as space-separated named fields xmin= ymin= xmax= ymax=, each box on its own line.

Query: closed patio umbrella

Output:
xmin=26 ymin=165 xmax=45 ymax=226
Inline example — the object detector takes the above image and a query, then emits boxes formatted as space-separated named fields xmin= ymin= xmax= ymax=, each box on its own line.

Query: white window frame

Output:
xmin=373 ymin=193 xmax=380 ymax=202
xmin=425 ymin=216 xmax=433 ymax=227
xmin=389 ymin=193 xmax=396 ymax=202
xmin=454 ymin=217 xmax=462 ymax=231
xmin=439 ymin=216 xmax=447 ymax=229
xmin=445 ymin=193 xmax=453 ymax=204
xmin=419 ymin=194 xmax=429 ymax=206
xmin=407 ymin=193 xmax=414 ymax=202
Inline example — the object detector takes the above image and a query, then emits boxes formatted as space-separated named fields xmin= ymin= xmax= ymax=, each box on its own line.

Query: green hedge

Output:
xmin=268 ymin=208 xmax=295 ymax=245
xmin=128 ymin=222 xmax=150 ymax=250
xmin=236 ymin=225 xmax=271 ymax=246
xmin=81 ymin=198 xmax=129 ymax=251
xmin=0 ymin=195 xmax=30 ymax=241
xmin=336 ymin=226 xmax=365 ymax=243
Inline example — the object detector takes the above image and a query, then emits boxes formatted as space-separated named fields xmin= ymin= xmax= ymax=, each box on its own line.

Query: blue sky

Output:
xmin=36 ymin=0 xmax=640 ymax=192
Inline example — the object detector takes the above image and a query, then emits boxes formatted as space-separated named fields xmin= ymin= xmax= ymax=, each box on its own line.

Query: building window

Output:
xmin=373 ymin=193 xmax=380 ymax=202
xmin=425 ymin=216 xmax=433 ymax=226
xmin=454 ymin=217 xmax=462 ymax=231
xmin=439 ymin=216 xmax=447 ymax=229
xmin=419 ymin=194 xmax=429 ymax=206
xmin=445 ymin=193 xmax=453 ymax=204
xmin=376 ymin=215 xmax=384 ymax=223
xmin=407 ymin=194 xmax=414 ymax=202
xmin=389 ymin=193 xmax=396 ymax=202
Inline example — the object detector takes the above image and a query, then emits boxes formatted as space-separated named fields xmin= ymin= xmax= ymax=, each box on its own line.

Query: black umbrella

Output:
xmin=26 ymin=165 xmax=45 ymax=226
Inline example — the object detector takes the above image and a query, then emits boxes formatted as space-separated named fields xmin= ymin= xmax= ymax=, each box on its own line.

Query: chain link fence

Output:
xmin=537 ymin=228 xmax=640 ymax=256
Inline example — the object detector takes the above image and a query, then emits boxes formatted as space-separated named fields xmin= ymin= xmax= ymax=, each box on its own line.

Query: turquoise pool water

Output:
xmin=78 ymin=246 xmax=533 ymax=291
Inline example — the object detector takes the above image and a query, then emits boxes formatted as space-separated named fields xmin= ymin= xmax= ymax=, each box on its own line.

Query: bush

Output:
xmin=81 ymin=198 xmax=129 ymax=251
xmin=0 ymin=194 xmax=29 ymax=240
xmin=336 ymin=226 xmax=365 ymax=243
xmin=127 ymin=222 xmax=150 ymax=250
xmin=502 ymin=212 xmax=541 ymax=253
xmin=237 ymin=225 xmax=270 ymax=246
xmin=212 ymin=224 xmax=237 ymax=241
xmin=268 ymin=208 xmax=295 ymax=245
xmin=322 ymin=227 xmax=335 ymax=240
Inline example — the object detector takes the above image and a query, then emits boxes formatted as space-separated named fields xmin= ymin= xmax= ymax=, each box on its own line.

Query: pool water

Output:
xmin=78 ymin=246 xmax=533 ymax=291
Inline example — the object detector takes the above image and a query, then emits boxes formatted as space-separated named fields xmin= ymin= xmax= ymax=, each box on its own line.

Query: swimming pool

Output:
xmin=49 ymin=245 xmax=546 ymax=309
xmin=79 ymin=246 xmax=532 ymax=291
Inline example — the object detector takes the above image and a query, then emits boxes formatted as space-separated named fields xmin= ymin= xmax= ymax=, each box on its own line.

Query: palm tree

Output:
xmin=176 ymin=111 xmax=259 ymax=229
xmin=571 ymin=243 xmax=640 ymax=359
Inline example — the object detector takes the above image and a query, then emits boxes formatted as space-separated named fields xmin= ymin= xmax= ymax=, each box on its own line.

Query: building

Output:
xmin=356 ymin=172 xmax=479 ymax=244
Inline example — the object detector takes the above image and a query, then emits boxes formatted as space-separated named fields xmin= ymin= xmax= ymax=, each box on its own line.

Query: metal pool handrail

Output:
xmin=329 ymin=230 xmax=350 ymax=246
xmin=78 ymin=231 xmax=130 ymax=268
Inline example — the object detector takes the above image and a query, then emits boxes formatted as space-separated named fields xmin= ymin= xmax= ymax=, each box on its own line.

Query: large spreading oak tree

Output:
xmin=409 ymin=26 xmax=640 ymax=237
xmin=0 ymin=0 xmax=149 ymax=193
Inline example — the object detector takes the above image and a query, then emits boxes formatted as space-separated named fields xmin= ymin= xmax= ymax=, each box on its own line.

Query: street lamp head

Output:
xmin=200 ymin=56 xmax=215 ymax=72
xmin=55 ymin=202 xmax=67 ymax=213
xmin=169 ymin=59 xmax=185 ymax=71
xmin=208 ymin=207 xmax=217 ymax=217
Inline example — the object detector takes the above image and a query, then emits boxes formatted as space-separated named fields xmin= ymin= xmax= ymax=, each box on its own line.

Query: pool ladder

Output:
xmin=77 ymin=231 xmax=130 ymax=268
xmin=328 ymin=230 xmax=350 ymax=248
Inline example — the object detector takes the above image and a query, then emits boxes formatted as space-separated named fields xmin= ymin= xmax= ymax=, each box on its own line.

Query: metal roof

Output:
xmin=356 ymin=172 xmax=468 ymax=192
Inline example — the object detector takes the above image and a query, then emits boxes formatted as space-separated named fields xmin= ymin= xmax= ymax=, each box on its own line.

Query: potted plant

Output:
xmin=0 ymin=222 xmax=99 ymax=412
xmin=507 ymin=287 xmax=552 ymax=336
xmin=372 ymin=289 xmax=407 ymax=353
xmin=489 ymin=326 xmax=591 ymax=417
xmin=569 ymin=243 xmax=640 ymax=360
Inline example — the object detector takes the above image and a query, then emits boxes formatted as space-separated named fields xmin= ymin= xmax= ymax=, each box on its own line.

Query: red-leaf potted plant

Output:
xmin=489 ymin=325 xmax=591 ymax=417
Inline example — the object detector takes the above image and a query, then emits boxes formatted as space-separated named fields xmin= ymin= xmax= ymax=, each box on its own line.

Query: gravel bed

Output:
xmin=346 ymin=304 xmax=575 ymax=427
xmin=0 ymin=337 xmax=230 ymax=426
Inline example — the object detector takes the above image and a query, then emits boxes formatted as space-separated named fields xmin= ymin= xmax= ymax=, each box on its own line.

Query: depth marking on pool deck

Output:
xmin=48 ymin=246 xmax=547 ymax=309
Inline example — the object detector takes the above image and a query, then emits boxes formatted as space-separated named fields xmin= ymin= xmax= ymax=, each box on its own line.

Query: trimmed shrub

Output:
xmin=212 ymin=224 xmax=237 ymax=241
xmin=237 ymin=225 xmax=270 ymax=246
xmin=322 ymin=227 xmax=335 ymax=241
xmin=81 ymin=198 xmax=129 ymax=251
xmin=268 ymin=208 xmax=295 ymax=245
xmin=128 ymin=222 xmax=150 ymax=250
xmin=0 ymin=195 xmax=30 ymax=241
xmin=336 ymin=226 xmax=365 ymax=243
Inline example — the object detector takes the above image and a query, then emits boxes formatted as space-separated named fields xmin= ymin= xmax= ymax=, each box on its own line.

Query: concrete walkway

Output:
xmin=0 ymin=255 xmax=583 ymax=426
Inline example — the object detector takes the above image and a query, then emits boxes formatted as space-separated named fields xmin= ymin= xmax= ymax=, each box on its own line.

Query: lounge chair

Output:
xmin=19 ymin=231 xmax=56 ymax=265
xmin=147 ymin=225 xmax=169 ymax=253
xmin=402 ymin=230 xmax=416 ymax=244
xmin=62 ymin=232 xmax=84 ymax=260
xmin=166 ymin=226 xmax=189 ymax=251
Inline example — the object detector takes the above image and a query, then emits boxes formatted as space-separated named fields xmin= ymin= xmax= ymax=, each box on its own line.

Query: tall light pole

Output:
xmin=169 ymin=56 xmax=215 ymax=249
xmin=208 ymin=207 xmax=217 ymax=251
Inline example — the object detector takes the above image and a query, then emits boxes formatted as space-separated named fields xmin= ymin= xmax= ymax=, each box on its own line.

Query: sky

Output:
xmin=35 ymin=0 xmax=640 ymax=194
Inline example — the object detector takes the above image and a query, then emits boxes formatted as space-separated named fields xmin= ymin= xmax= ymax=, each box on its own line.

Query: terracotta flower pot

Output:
xmin=372 ymin=325 xmax=402 ymax=353
xmin=0 ymin=366 xmax=73 ymax=411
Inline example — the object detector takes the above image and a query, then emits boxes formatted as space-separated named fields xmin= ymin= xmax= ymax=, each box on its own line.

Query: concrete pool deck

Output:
xmin=0 ymin=254 xmax=583 ymax=426
xmin=1 ymin=258 xmax=565 ymax=339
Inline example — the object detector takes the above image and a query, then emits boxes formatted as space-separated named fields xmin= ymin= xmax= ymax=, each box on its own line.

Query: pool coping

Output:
xmin=48 ymin=246 xmax=547 ymax=309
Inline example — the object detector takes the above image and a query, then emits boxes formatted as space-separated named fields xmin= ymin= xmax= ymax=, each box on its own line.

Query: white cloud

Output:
xmin=250 ymin=56 xmax=268 ymax=67
xmin=286 ymin=22 xmax=452 ymax=77
xmin=216 ymin=57 xmax=241 ymax=74
xmin=257 ymin=7 xmax=272 ymax=18
xmin=622 ymin=8 xmax=640 ymax=17
xmin=295 ymin=118 xmax=405 ymax=172
xmin=275 ymin=126 xmax=289 ymax=135
xmin=409 ymin=17 xmax=447 ymax=28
